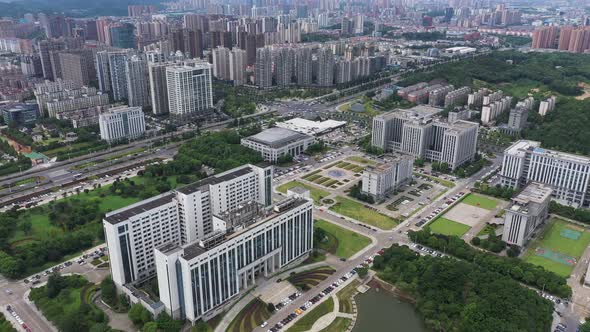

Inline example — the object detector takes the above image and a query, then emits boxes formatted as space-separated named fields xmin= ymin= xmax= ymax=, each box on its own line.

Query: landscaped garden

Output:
xmin=227 ymin=298 xmax=273 ymax=332
xmin=314 ymin=219 xmax=371 ymax=258
xmin=346 ymin=156 xmax=377 ymax=165
xmin=287 ymin=297 xmax=334 ymax=332
xmin=29 ymin=275 xmax=109 ymax=332
xmin=429 ymin=217 xmax=471 ymax=237
xmin=523 ymin=218 xmax=590 ymax=277
xmin=329 ymin=196 xmax=398 ymax=229
xmin=287 ymin=266 xmax=336 ymax=290
xmin=336 ymin=279 xmax=360 ymax=314
xmin=276 ymin=181 xmax=330 ymax=204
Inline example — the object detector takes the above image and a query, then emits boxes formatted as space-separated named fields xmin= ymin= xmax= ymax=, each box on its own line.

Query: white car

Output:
xmin=260 ymin=322 xmax=268 ymax=328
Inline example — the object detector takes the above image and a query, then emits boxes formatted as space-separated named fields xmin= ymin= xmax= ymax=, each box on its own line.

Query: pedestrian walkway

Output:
xmin=214 ymin=292 xmax=255 ymax=332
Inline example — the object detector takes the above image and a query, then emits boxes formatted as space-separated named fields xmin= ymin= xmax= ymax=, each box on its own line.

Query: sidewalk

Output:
xmin=214 ymin=292 xmax=255 ymax=332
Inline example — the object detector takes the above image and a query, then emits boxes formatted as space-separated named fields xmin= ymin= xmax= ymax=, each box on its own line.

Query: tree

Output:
xmin=276 ymin=154 xmax=293 ymax=165
xmin=580 ymin=319 xmax=590 ymax=332
xmin=129 ymin=304 xmax=150 ymax=326
xmin=142 ymin=322 xmax=158 ymax=332
xmin=414 ymin=158 xmax=425 ymax=167
xmin=192 ymin=322 xmax=209 ymax=332
xmin=46 ymin=273 xmax=67 ymax=298
xmin=20 ymin=220 xmax=32 ymax=235
xmin=100 ymin=276 xmax=117 ymax=306
xmin=357 ymin=267 xmax=369 ymax=278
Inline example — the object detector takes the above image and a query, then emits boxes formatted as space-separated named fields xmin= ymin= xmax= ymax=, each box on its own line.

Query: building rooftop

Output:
xmin=508 ymin=182 xmax=552 ymax=214
xmin=180 ymin=197 xmax=310 ymax=261
xmin=375 ymin=105 xmax=443 ymax=123
xmin=175 ymin=165 xmax=254 ymax=195
xmin=104 ymin=193 xmax=175 ymax=224
xmin=276 ymin=118 xmax=346 ymax=136
xmin=243 ymin=127 xmax=313 ymax=149
xmin=506 ymin=140 xmax=590 ymax=164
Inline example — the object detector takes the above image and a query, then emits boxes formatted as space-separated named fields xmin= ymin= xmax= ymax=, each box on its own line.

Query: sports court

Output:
xmin=524 ymin=218 xmax=590 ymax=277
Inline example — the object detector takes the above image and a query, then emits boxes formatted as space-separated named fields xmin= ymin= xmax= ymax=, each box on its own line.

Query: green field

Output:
xmin=276 ymin=181 xmax=330 ymax=204
xmin=329 ymin=196 xmax=398 ymax=230
xmin=523 ymin=218 xmax=590 ymax=277
xmin=461 ymin=193 xmax=498 ymax=210
xmin=10 ymin=182 xmax=143 ymax=246
xmin=315 ymin=219 xmax=371 ymax=258
xmin=429 ymin=217 xmax=471 ymax=237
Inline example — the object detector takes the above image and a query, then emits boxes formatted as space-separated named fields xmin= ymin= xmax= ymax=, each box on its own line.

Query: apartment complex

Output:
xmin=371 ymin=106 xmax=479 ymax=170
xmin=241 ymin=127 xmax=315 ymax=163
xmin=502 ymin=182 xmax=552 ymax=247
xmin=361 ymin=154 xmax=414 ymax=201
xmin=166 ymin=60 xmax=213 ymax=118
xmin=500 ymin=140 xmax=590 ymax=208
xmin=98 ymin=105 xmax=146 ymax=143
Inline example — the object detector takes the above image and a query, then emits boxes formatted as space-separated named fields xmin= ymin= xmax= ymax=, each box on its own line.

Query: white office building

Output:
xmin=241 ymin=127 xmax=315 ymax=163
xmin=502 ymin=182 xmax=552 ymax=247
xmin=103 ymin=164 xmax=274 ymax=288
xmin=500 ymin=140 xmax=590 ymax=208
xmin=166 ymin=61 xmax=213 ymax=118
xmin=155 ymin=196 xmax=313 ymax=322
xmin=98 ymin=106 xmax=146 ymax=143
xmin=102 ymin=164 xmax=311 ymax=323
xmin=372 ymin=106 xmax=479 ymax=170
xmin=361 ymin=154 xmax=414 ymax=201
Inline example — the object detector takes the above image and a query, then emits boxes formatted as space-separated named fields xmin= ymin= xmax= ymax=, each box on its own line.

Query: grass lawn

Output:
xmin=523 ymin=218 xmax=590 ymax=277
xmin=287 ymin=297 xmax=334 ymax=332
xmin=429 ymin=217 xmax=471 ymax=237
xmin=329 ymin=196 xmax=398 ymax=230
xmin=227 ymin=298 xmax=272 ymax=332
xmin=413 ymin=173 xmax=455 ymax=188
xmin=462 ymin=193 xmax=498 ymax=210
xmin=319 ymin=317 xmax=352 ymax=332
xmin=336 ymin=279 xmax=360 ymax=314
xmin=346 ymin=156 xmax=377 ymax=165
xmin=315 ymin=219 xmax=371 ymax=258
xmin=0 ymin=312 xmax=16 ymax=332
xmin=276 ymin=181 xmax=330 ymax=204
xmin=287 ymin=266 xmax=335 ymax=289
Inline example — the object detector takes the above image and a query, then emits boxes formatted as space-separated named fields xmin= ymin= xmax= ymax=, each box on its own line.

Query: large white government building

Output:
xmin=103 ymin=164 xmax=314 ymax=323
xmin=241 ymin=127 xmax=315 ymax=163
xmin=500 ymin=140 xmax=590 ymax=208
xmin=371 ymin=106 xmax=479 ymax=170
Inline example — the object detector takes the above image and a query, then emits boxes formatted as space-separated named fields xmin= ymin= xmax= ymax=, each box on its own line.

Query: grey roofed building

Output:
xmin=241 ymin=127 xmax=315 ymax=163
xmin=245 ymin=127 xmax=312 ymax=148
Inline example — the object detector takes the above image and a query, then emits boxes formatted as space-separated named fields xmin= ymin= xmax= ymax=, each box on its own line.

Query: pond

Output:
xmin=352 ymin=288 xmax=428 ymax=332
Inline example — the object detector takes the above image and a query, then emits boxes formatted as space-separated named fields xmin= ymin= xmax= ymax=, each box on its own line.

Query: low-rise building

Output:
xmin=98 ymin=105 xmax=146 ymax=143
xmin=241 ymin=127 xmax=314 ymax=163
xmin=502 ymin=182 xmax=552 ymax=247
xmin=1 ymin=103 xmax=38 ymax=126
xmin=361 ymin=154 xmax=414 ymax=201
